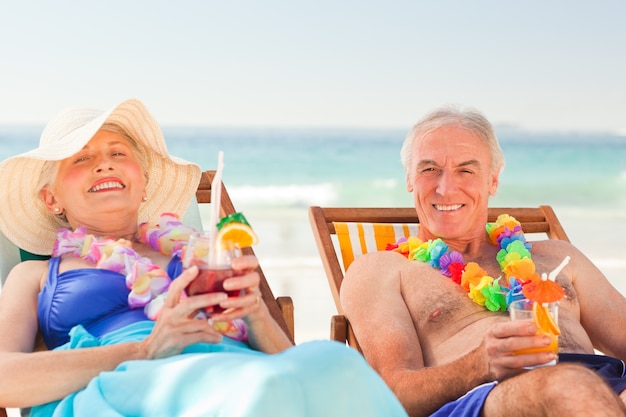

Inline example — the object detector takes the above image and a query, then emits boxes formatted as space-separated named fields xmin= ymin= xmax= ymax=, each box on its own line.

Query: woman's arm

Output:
xmin=0 ymin=263 xmax=225 ymax=408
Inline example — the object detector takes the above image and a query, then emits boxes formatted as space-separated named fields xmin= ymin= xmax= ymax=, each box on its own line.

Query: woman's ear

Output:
xmin=40 ymin=188 xmax=61 ymax=214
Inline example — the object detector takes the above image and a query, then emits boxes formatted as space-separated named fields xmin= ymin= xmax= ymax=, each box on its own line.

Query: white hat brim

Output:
xmin=0 ymin=99 xmax=201 ymax=255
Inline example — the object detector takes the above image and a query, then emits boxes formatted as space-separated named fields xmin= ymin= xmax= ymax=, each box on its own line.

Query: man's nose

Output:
xmin=435 ymin=171 xmax=455 ymax=196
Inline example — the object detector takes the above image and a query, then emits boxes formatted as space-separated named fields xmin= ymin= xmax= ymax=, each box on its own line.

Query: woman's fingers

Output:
xmin=162 ymin=265 xmax=198 ymax=308
xmin=230 ymin=254 xmax=259 ymax=272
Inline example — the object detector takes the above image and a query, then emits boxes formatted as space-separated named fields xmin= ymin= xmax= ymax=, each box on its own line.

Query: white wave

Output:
xmin=229 ymin=183 xmax=338 ymax=207
xmin=372 ymin=178 xmax=399 ymax=188
xmin=256 ymin=257 xmax=324 ymax=268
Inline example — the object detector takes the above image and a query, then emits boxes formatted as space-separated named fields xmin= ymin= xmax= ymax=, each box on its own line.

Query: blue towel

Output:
xmin=31 ymin=321 xmax=408 ymax=417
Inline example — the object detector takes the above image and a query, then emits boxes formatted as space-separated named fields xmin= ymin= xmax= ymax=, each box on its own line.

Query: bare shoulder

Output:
xmin=10 ymin=259 xmax=50 ymax=276
xmin=342 ymin=251 xmax=409 ymax=295
xmin=345 ymin=250 xmax=408 ymax=278
xmin=3 ymin=259 xmax=50 ymax=293
xmin=343 ymin=253 xmax=414 ymax=311
xmin=530 ymin=238 xmax=577 ymax=254
xmin=528 ymin=239 xmax=590 ymax=269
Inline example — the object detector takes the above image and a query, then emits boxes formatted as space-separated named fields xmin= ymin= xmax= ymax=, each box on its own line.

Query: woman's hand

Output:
xmin=140 ymin=266 xmax=226 ymax=359
xmin=211 ymin=254 xmax=293 ymax=353
xmin=210 ymin=254 xmax=263 ymax=323
xmin=483 ymin=320 xmax=555 ymax=380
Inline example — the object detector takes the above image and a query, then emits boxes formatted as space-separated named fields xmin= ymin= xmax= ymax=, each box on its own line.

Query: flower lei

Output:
xmin=52 ymin=213 xmax=248 ymax=341
xmin=386 ymin=214 xmax=564 ymax=311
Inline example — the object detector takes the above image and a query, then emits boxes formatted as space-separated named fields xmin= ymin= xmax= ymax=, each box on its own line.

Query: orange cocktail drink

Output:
xmin=509 ymin=299 xmax=560 ymax=363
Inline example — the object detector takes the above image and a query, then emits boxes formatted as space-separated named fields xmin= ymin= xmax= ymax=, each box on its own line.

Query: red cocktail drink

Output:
xmin=186 ymin=266 xmax=243 ymax=314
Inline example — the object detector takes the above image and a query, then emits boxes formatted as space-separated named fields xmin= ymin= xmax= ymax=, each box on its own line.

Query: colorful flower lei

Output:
xmin=386 ymin=214 xmax=565 ymax=311
xmin=52 ymin=213 xmax=247 ymax=341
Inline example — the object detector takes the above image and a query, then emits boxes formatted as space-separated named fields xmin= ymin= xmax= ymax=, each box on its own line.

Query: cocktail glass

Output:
xmin=183 ymin=234 xmax=243 ymax=315
xmin=509 ymin=299 xmax=559 ymax=368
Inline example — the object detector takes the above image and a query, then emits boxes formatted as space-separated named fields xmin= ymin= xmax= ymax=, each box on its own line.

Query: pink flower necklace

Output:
xmin=386 ymin=214 xmax=565 ymax=310
xmin=52 ymin=213 xmax=247 ymax=341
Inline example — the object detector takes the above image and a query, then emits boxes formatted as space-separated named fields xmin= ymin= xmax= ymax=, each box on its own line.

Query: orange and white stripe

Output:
xmin=333 ymin=222 xmax=419 ymax=271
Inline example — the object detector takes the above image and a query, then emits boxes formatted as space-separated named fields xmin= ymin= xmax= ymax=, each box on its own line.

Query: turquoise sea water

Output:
xmin=2 ymin=125 xmax=625 ymax=211
xmin=165 ymin=127 xmax=626 ymax=213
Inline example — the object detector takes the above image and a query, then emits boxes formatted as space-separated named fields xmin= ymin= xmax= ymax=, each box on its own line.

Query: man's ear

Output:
xmin=406 ymin=174 xmax=413 ymax=192
xmin=488 ymin=167 xmax=501 ymax=196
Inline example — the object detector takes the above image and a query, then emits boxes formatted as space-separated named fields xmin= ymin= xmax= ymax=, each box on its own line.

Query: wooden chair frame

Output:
xmin=0 ymin=170 xmax=294 ymax=417
xmin=308 ymin=205 xmax=570 ymax=351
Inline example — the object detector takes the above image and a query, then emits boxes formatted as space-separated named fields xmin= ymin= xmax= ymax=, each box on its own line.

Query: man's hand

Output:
xmin=483 ymin=320 xmax=556 ymax=380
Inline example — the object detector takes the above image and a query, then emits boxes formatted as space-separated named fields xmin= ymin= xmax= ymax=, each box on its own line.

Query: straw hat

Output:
xmin=0 ymin=98 xmax=201 ymax=255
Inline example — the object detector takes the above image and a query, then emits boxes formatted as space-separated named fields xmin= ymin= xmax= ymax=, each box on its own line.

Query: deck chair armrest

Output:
xmin=276 ymin=296 xmax=295 ymax=341
xmin=331 ymin=315 xmax=348 ymax=343
xmin=331 ymin=315 xmax=362 ymax=353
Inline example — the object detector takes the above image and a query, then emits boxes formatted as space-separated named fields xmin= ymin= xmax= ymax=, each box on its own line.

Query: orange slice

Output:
xmin=532 ymin=302 xmax=560 ymax=336
xmin=216 ymin=222 xmax=258 ymax=250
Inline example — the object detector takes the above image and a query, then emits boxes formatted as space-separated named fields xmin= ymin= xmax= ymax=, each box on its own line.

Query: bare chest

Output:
xmin=398 ymin=255 xmax=589 ymax=365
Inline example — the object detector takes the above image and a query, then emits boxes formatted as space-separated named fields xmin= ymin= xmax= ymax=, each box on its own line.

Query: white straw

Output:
xmin=548 ymin=255 xmax=571 ymax=282
xmin=208 ymin=151 xmax=224 ymax=264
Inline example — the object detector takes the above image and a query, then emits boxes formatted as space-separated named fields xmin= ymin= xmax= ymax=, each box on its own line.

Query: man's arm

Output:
xmin=341 ymin=251 xmax=492 ymax=416
xmin=555 ymin=241 xmax=626 ymax=360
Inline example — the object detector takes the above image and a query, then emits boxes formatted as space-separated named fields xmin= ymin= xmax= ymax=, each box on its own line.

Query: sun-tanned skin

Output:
xmin=341 ymin=123 xmax=626 ymax=416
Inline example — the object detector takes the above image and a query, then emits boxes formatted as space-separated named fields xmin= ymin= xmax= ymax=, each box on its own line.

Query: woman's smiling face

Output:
xmin=44 ymin=129 xmax=146 ymax=230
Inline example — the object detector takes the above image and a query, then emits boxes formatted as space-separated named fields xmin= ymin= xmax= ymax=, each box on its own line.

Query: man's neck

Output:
xmin=418 ymin=231 xmax=493 ymax=259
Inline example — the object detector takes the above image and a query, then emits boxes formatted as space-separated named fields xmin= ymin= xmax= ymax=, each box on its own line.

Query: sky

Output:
xmin=1 ymin=0 xmax=625 ymax=134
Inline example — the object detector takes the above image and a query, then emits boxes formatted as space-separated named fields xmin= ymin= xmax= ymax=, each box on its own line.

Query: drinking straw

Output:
xmin=548 ymin=256 xmax=571 ymax=281
xmin=207 ymin=151 xmax=224 ymax=264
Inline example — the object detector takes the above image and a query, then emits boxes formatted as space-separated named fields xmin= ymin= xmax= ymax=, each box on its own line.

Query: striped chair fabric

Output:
xmin=333 ymin=222 xmax=419 ymax=271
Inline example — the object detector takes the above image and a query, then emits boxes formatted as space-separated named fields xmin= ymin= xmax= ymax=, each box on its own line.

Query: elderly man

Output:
xmin=341 ymin=106 xmax=626 ymax=416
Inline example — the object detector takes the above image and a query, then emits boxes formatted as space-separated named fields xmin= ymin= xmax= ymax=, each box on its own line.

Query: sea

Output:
xmin=1 ymin=125 xmax=625 ymax=343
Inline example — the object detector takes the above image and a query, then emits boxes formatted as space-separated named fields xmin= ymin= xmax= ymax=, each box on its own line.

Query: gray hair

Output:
xmin=400 ymin=105 xmax=505 ymax=175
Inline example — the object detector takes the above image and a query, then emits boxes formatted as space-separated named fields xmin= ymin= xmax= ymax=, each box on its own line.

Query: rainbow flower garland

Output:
xmin=52 ymin=213 xmax=247 ymax=341
xmin=386 ymin=214 xmax=564 ymax=311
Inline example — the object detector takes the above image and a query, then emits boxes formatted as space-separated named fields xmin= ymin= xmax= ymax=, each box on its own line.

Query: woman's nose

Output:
xmin=93 ymin=155 xmax=115 ymax=172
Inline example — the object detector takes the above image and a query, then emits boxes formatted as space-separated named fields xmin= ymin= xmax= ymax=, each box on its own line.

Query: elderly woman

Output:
xmin=0 ymin=99 xmax=407 ymax=417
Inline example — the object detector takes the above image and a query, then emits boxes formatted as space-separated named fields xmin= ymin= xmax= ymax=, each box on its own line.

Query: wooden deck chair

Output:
xmin=0 ymin=170 xmax=294 ymax=417
xmin=308 ymin=205 xmax=570 ymax=351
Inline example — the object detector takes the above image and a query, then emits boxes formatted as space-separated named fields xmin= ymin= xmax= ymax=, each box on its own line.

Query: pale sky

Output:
xmin=1 ymin=0 xmax=624 ymax=133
